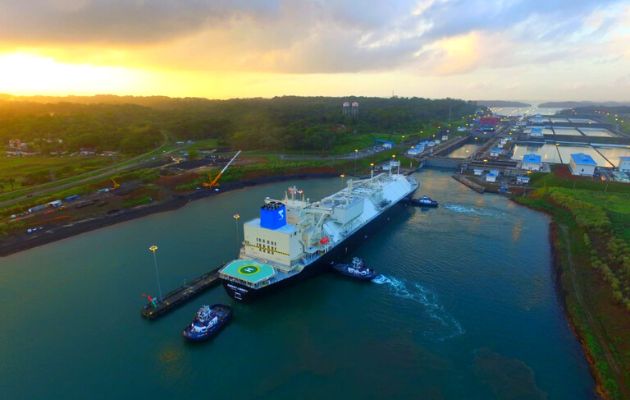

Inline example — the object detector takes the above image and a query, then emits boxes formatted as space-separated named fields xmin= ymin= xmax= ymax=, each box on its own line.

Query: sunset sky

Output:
xmin=0 ymin=0 xmax=629 ymax=101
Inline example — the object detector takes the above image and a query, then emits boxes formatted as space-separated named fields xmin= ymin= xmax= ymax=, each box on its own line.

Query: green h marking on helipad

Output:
xmin=239 ymin=265 xmax=259 ymax=275
xmin=221 ymin=259 xmax=276 ymax=284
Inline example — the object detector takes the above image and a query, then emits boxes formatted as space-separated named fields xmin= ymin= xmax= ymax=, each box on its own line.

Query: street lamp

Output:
xmin=233 ymin=213 xmax=241 ymax=249
xmin=370 ymin=162 xmax=375 ymax=179
xmin=148 ymin=244 xmax=163 ymax=301
xmin=354 ymin=149 xmax=359 ymax=176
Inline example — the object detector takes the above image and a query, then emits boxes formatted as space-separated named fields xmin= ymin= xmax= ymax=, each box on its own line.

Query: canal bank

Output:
xmin=0 ymin=170 xmax=596 ymax=399
xmin=514 ymin=193 xmax=630 ymax=400
xmin=0 ymin=172 xmax=340 ymax=257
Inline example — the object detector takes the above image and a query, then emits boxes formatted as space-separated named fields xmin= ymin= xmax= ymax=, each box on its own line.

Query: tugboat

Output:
xmin=408 ymin=195 xmax=438 ymax=208
xmin=182 ymin=304 xmax=232 ymax=342
xmin=332 ymin=257 xmax=377 ymax=281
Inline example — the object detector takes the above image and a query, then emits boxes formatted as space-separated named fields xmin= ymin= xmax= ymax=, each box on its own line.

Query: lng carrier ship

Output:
xmin=219 ymin=164 xmax=418 ymax=301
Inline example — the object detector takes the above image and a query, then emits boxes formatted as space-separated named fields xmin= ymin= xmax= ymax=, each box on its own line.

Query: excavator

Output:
xmin=203 ymin=150 xmax=241 ymax=189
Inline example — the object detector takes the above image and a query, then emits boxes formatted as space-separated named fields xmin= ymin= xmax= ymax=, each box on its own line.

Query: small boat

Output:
xmin=408 ymin=195 xmax=438 ymax=207
xmin=182 ymin=304 xmax=232 ymax=342
xmin=332 ymin=257 xmax=377 ymax=281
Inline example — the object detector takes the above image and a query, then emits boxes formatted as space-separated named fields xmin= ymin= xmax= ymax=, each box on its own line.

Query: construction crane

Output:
xmin=111 ymin=178 xmax=120 ymax=190
xmin=203 ymin=150 xmax=241 ymax=188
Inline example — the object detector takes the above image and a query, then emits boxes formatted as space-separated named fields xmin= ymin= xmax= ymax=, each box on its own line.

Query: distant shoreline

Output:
xmin=0 ymin=172 xmax=338 ymax=257
xmin=475 ymin=100 xmax=531 ymax=108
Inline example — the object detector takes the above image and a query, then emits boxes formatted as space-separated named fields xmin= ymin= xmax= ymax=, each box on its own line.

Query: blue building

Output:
xmin=522 ymin=153 xmax=542 ymax=171
xmin=569 ymin=153 xmax=597 ymax=176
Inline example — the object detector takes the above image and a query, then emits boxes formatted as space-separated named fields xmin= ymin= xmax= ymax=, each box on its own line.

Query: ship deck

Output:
xmin=221 ymin=259 xmax=276 ymax=284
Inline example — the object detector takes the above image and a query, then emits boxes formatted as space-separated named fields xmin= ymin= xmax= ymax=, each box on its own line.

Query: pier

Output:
xmin=141 ymin=264 xmax=224 ymax=320
xmin=452 ymin=174 xmax=485 ymax=193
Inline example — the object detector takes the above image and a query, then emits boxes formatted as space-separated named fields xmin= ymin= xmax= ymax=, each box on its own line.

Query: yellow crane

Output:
xmin=203 ymin=150 xmax=241 ymax=188
xmin=111 ymin=178 xmax=120 ymax=190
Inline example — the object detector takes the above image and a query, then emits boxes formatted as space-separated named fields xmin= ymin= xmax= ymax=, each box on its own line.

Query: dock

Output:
xmin=452 ymin=174 xmax=485 ymax=193
xmin=141 ymin=264 xmax=224 ymax=320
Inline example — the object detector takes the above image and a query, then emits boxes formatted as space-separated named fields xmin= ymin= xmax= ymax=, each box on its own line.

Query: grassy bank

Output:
xmin=514 ymin=168 xmax=630 ymax=399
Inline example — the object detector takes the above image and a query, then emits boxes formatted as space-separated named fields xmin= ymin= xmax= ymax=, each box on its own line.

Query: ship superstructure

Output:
xmin=219 ymin=169 xmax=418 ymax=301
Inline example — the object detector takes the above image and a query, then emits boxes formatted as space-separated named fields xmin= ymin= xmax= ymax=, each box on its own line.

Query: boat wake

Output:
xmin=372 ymin=274 xmax=464 ymax=341
xmin=444 ymin=204 xmax=500 ymax=218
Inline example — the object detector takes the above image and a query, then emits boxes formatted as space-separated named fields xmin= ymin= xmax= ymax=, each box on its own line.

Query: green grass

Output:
xmin=606 ymin=115 xmax=630 ymax=135
xmin=555 ymin=188 xmax=630 ymax=244
xmin=530 ymin=171 xmax=630 ymax=194
xmin=565 ymin=190 xmax=630 ymax=214
xmin=331 ymin=133 xmax=401 ymax=154
xmin=0 ymin=156 xmax=114 ymax=192
xmin=122 ymin=195 xmax=153 ymax=208
xmin=186 ymin=138 xmax=220 ymax=151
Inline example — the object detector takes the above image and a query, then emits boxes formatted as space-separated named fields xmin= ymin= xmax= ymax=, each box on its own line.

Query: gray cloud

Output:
xmin=0 ymin=0 xmax=282 ymax=43
xmin=0 ymin=0 xmax=626 ymax=73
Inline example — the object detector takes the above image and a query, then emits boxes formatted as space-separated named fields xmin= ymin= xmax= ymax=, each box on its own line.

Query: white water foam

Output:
xmin=444 ymin=204 xmax=501 ymax=218
xmin=373 ymin=274 xmax=464 ymax=341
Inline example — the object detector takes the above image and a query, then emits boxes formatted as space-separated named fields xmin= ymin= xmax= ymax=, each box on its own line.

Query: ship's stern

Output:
xmin=219 ymin=259 xmax=276 ymax=302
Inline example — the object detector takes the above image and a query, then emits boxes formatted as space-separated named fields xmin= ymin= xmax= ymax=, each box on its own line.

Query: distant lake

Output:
xmin=490 ymin=105 xmax=564 ymax=116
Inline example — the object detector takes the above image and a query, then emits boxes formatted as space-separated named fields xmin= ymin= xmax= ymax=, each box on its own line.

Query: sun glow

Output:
xmin=0 ymin=52 xmax=143 ymax=95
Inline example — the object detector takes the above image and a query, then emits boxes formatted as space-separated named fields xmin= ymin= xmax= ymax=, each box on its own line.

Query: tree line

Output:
xmin=0 ymin=96 xmax=477 ymax=154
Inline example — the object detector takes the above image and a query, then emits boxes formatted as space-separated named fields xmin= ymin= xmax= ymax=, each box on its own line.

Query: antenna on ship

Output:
xmin=148 ymin=244 xmax=163 ymax=301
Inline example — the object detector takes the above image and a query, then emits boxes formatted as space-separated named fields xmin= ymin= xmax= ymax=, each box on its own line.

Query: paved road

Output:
xmin=277 ymin=147 xmax=387 ymax=161
xmin=0 ymin=141 xmax=183 ymax=209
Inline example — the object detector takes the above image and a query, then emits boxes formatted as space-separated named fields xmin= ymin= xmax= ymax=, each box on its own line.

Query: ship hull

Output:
xmin=222 ymin=191 xmax=415 ymax=302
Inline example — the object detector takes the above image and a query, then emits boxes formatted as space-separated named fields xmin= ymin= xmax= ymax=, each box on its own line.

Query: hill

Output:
xmin=539 ymin=101 xmax=630 ymax=108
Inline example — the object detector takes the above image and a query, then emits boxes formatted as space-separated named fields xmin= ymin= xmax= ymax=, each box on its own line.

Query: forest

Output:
xmin=0 ymin=95 xmax=478 ymax=154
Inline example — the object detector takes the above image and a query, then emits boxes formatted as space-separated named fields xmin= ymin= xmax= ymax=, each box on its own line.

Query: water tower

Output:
xmin=351 ymin=101 xmax=359 ymax=118
xmin=342 ymin=101 xmax=351 ymax=116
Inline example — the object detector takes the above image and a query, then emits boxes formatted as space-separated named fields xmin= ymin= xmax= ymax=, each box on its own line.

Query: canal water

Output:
xmin=0 ymin=170 xmax=595 ymax=399
xmin=446 ymin=144 xmax=480 ymax=158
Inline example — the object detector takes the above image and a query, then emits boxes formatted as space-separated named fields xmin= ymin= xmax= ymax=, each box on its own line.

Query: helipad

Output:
xmin=221 ymin=259 xmax=275 ymax=284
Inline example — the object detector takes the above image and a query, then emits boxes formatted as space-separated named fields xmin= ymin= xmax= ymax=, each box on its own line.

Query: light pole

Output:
xmin=233 ymin=213 xmax=240 ymax=249
xmin=148 ymin=245 xmax=162 ymax=301
xmin=354 ymin=149 xmax=358 ymax=176
xmin=370 ymin=162 xmax=374 ymax=179
xmin=392 ymin=154 xmax=399 ymax=175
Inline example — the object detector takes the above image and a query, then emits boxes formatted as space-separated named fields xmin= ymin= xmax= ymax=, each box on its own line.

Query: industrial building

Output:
xmin=569 ymin=153 xmax=597 ymax=176
xmin=485 ymin=170 xmax=499 ymax=182
xmin=490 ymin=147 xmax=502 ymax=157
xmin=521 ymin=154 xmax=542 ymax=171
xmin=529 ymin=127 xmax=544 ymax=138
xmin=478 ymin=116 xmax=500 ymax=132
